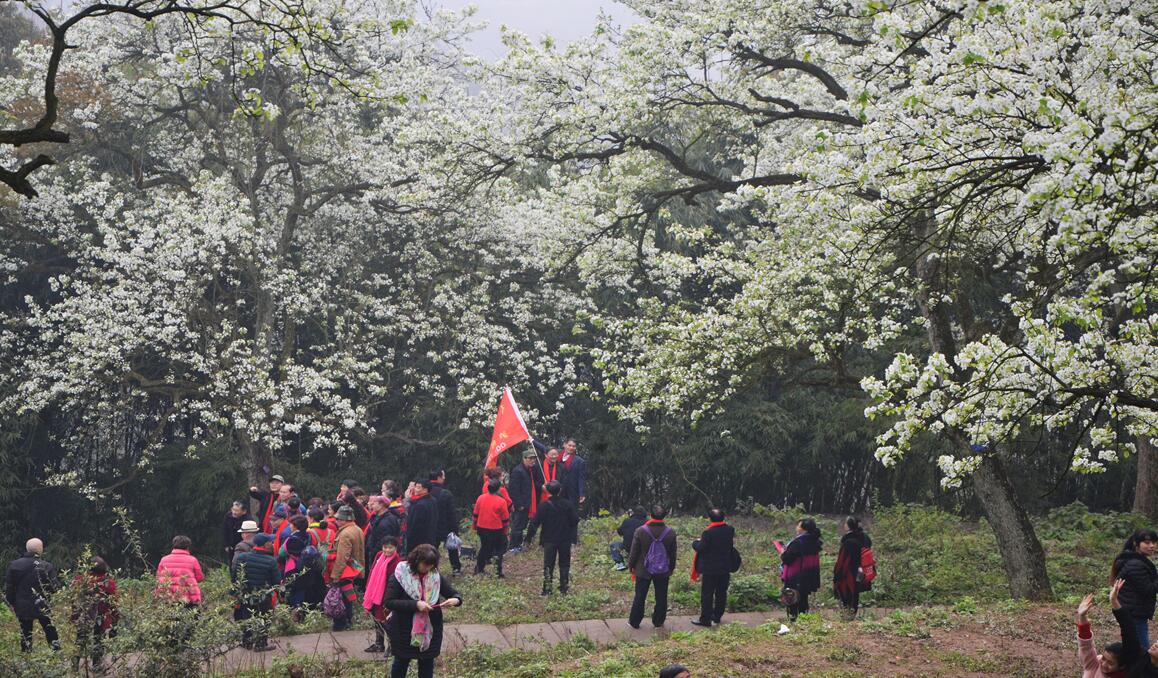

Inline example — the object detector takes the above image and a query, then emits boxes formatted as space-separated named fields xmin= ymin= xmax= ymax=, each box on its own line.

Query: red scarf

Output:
xmin=544 ymin=462 xmax=559 ymax=484
xmin=262 ymin=494 xmax=276 ymax=533
xmin=690 ymin=521 xmax=727 ymax=582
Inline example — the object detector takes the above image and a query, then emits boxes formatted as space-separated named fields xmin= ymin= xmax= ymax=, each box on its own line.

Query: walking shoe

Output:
xmin=452 ymin=569 xmax=462 ymax=576
xmin=364 ymin=643 xmax=385 ymax=653
xmin=690 ymin=619 xmax=711 ymax=627
xmin=253 ymin=643 xmax=274 ymax=652
xmin=627 ymin=621 xmax=640 ymax=629
xmin=613 ymin=563 xmax=627 ymax=571
xmin=507 ymin=547 xmax=522 ymax=554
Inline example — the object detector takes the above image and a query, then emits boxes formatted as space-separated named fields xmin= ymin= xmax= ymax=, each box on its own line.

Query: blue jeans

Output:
xmin=1135 ymin=617 xmax=1151 ymax=651
xmin=609 ymin=540 xmax=625 ymax=565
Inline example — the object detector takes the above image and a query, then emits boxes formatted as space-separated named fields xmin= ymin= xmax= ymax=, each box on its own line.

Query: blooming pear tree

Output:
xmin=483 ymin=0 xmax=1157 ymax=599
xmin=0 ymin=0 xmax=580 ymax=486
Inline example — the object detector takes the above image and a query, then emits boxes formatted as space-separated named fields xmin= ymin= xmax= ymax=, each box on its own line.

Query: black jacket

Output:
xmin=384 ymin=574 xmax=461 ymax=660
xmin=781 ymin=532 xmax=822 ymax=594
xmin=5 ymin=552 xmax=61 ymax=619
xmin=617 ymin=514 xmax=647 ymax=553
xmin=249 ymin=488 xmax=277 ymax=528
xmin=231 ymin=548 xmax=281 ymax=604
xmin=404 ymin=494 xmax=440 ymax=552
xmin=692 ymin=523 xmax=736 ymax=576
xmin=430 ymin=483 xmax=459 ymax=538
xmin=1116 ymin=551 xmax=1158 ymax=619
xmin=366 ymin=511 xmax=389 ymax=566
xmin=531 ymin=497 xmax=580 ymax=545
xmin=508 ymin=463 xmax=544 ymax=512
xmin=381 ymin=505 xmax=404 ymax=540
xmin=222 ymin=511 xmax=250 ymax=551
xmin=341 ymin=493 xmax=369 ymax=529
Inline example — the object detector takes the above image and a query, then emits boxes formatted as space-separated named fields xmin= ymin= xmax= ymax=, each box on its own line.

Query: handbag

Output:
xmin=729 ymin=547 xmax=742 ymax=573
xmin=445 ymin=532 xmax=462 ymax=550
xmin=322 ymin=585 xmax=347 ymax=619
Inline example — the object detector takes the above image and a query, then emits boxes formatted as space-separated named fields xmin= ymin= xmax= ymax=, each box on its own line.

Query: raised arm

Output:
xmin=1111 ymin=578 xmax=1141 ymax=666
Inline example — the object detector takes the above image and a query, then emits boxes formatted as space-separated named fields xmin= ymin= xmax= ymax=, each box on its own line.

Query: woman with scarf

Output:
xmin=690 ymin=508 xmax=736 ymax=627
xmin=383 ymin=543 xmax=463 ymax=678
xmin=834 ymin=516 xmax=872 ymax=619
xmin=779 ymin=518 xmax=822 ymax=620
xmin=363 ymin=536 xmax=402 ymax=655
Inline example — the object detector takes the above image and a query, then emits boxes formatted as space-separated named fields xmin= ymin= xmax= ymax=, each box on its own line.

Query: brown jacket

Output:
xmin=331 ymin=522 xmax=366 ymax=580
xmin=627 ymin=521 xmax=677 ymax=580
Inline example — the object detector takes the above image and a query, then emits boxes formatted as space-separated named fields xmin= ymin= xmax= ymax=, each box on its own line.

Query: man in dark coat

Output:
xmin=530 ymin=480 xmax=580 ymax=595
xmin=222 ymin=500 xmax=251 ymax=561
xmin=507 ymin=449 xmax=545 ymax=552
xmin=429 ymin=469 xmax=462 ymax=575
xmin=231 ymin=533 xmax=281 ymax=650
xmin=559 ymin=439 xmax=587 ymax=503
xmin=5 ymin=537 xmax=62 ymax=651
xmin=403 ymin=478 xmax=440 ymax=552
xmin=627 ymin=505 xmax=677 ymax=629
xmin=691 ymin=508 xmax=736 ymax=626
xmin=610 ymin=506 xmax=647 ymax=571
xmin=249 ymin=474 xmax=286 ymax=533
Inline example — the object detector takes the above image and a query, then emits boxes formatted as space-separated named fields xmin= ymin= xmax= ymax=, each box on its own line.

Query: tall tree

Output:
xmin=481 ymin=0 xmax=1158 ymax=598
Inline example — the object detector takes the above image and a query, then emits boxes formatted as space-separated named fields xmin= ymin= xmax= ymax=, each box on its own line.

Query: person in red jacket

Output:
xmin=71 ymin=556 xmax=117 ymax=668
xmin=482 ymin=467 xmax=513 ymax=509
xmin=473 ymin=479 xmax=512 ymax=577
xmin=156 ymin=535 xmax=205 ymax=606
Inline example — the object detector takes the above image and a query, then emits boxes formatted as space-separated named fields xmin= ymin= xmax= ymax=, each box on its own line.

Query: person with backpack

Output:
xmin=531 ymin=480 xmax=580 ymax=595
xmin=70 ymin=555 xmax=118 ymax=669
xmin=627 ymin=505 xmax=678 ymax=629
xmin=779 ymin=518 xmax=822 ymax=620
xmin=610 ymin=506 xmax=647 ymax=572
xmin=1112 ymin=528 xmax=1158 ymax=649
xmin=834 ymin=516 xmax=872 ymax=619
xmin=383 ymin=544 xmax=463 ymax=678
xmin=330 ymin=505 xmax=366 ymax=631
xmin=690 ymin=508 xmax=736 ymax=627
xmin=363 ymin=535 xmax=402 ymax=655
xmin=282 ymin=514 xmax=323 ymax=619
xmin=5 ymin=537 xmax=61 ymax=652
xmin=231 ymin=533 xmax=281 ymax=651
xmin=307 ymin=506 xmax=337 ymax=590
xmin=473 ymin=478 xmax=512 ymax=578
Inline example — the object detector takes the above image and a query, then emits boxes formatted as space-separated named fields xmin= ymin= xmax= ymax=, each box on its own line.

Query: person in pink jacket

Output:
xmin=156 ymin=535 xmax=205 ymax=605
xmin=1078 ymin=579 xmax=1133 ymax=678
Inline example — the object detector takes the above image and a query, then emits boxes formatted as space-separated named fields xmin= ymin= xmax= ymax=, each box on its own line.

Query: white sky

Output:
xmin=429 ymin=0 xmax=639 ymax=58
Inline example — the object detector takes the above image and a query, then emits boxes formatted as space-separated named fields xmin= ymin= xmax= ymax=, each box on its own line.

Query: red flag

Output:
xmin=485 ymin=387 xmax=531 ymax=469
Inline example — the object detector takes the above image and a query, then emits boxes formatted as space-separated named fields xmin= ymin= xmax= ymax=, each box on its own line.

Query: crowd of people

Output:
xmin=12 ymin=436 xmax=1158 ymax=678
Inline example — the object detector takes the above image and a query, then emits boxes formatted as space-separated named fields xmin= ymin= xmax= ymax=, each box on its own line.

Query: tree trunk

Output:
xmin=238 ymin=432 xmax=272 ymax=493
xmin=972 ymin=454 xmax=1053 ymax=600
xmin=1133 ymin=435 xmax=1158 ymax=519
